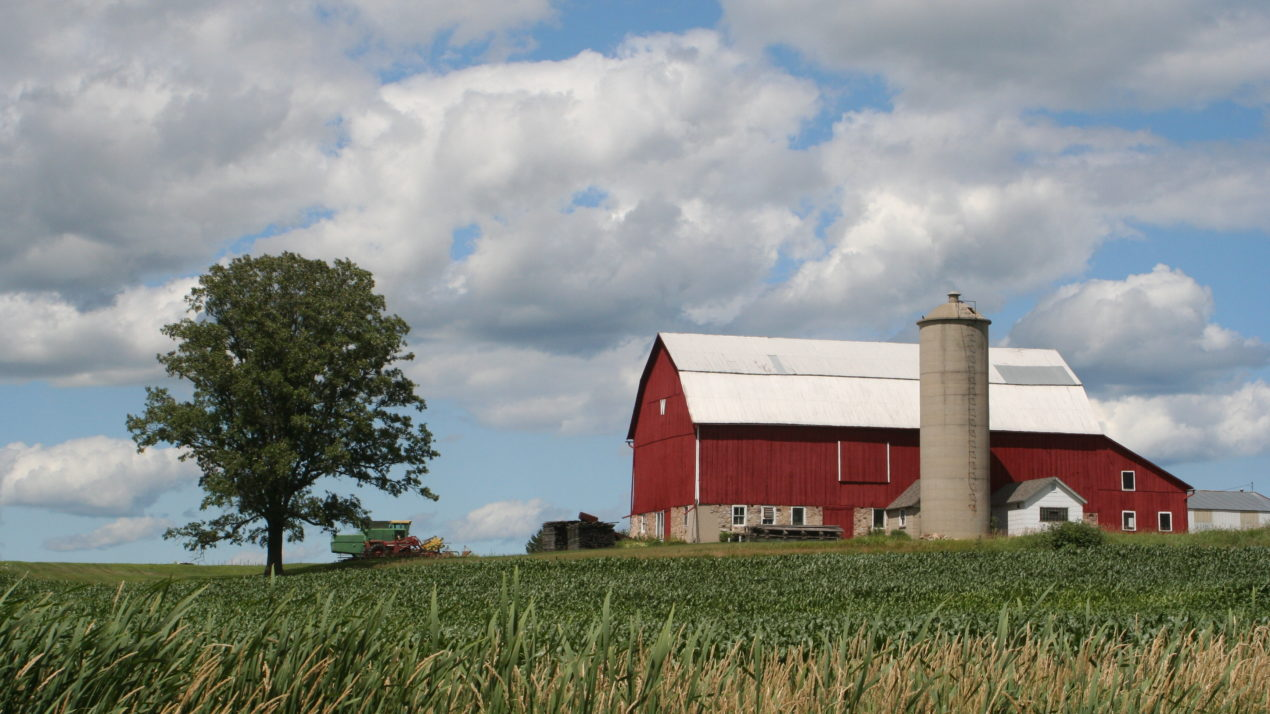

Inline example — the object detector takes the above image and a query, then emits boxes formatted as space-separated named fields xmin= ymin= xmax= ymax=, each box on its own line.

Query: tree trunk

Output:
xmin=264 ymin=518 xmax=285 ymax=577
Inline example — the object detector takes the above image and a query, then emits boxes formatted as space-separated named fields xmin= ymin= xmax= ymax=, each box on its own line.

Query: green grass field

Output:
xmin=4 ymin=530 xmax=1270 ymax=712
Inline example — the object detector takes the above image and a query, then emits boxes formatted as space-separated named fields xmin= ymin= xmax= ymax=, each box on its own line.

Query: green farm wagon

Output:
xmin=330 ymin=520 xmax=448 ymax=559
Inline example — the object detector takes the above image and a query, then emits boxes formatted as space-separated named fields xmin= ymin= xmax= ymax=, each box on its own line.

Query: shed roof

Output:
xmin=651 ymin=333 xmax=1101 ymax=435
xmin=1188 ymin=490 xmax=1270 ymax=512
xmin=991 ymin=477 xmax=1087 ymax=506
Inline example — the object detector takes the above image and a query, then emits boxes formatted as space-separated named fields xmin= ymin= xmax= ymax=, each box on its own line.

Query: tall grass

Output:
xmin=4 ymin=579 xmax=1269 ymax=713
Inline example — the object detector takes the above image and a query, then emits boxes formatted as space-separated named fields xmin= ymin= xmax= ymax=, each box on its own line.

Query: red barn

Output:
xmin=627 ymin=332 xmax=1190 ymax=541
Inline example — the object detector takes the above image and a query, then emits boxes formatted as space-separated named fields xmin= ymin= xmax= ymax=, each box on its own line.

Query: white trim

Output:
xmin=654 ymin=510 xmax=665 ymax=540
xmin=791 ymin=506 xmax=806 ymax=526
xmin=761 ymin=505 xmax=776 ymax=525
xmin=693 ymin=427 xmax=700 ymax=503
xmin=731 ymin=505 xmax=746 ymax=526
xmin=1121 ymin=470 xmax=1136 ymax=491
xmin=1158 ymin=511 xmax=1173 ymax=532
xmin=659 ymin=398 xmax=666 ymax=416
xmin=1122 ymin=510 xmax=1137 ymax=531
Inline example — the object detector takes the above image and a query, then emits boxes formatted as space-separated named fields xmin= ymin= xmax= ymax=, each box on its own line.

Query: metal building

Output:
xmin=1187 ymin=490 xmax=1270 ymax=531
xmin=626 ymin=329 xmax=1191 ymax=541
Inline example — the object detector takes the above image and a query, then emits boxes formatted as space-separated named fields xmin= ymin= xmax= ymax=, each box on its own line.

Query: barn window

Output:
xmin=1122 ymin=510 xmax=1136 ymax=531
xmin=658 ymin=398 xmax=666 ymax=416
xmin=654 ymin=511 xmax=665 ymax=540
xmin=872 ymin=509 xmax=885 ymax=530
xmin=761 ymin=506 xmax=776 ymax=525
xmin=731 ymin=505 xmax=746 ymax=526
xmin=1121 ymin=470 xmax=1136 ymax=491
xmin=899 ymin=510 xmax=907 ymax=528
xmin=1040 ymin=507 xmax=1068 ymax=523
xmin=1158 ymin=512 xmax=1173 ymax=532
xmin=791 ymin=507 xmax=806 ymax=526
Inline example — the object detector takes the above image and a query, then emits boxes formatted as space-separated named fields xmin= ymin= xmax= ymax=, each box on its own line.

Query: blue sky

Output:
xmin=1 ymin=0 xmax=1267 ymax=563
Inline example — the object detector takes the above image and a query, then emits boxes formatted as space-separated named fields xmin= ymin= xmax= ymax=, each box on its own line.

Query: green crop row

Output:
xmin=3 ymin=571 xmax=1269 ymax=713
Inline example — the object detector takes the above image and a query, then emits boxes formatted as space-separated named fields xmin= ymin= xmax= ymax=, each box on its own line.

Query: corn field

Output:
xmin=3 ymin=545 xmax=1270 ymax=712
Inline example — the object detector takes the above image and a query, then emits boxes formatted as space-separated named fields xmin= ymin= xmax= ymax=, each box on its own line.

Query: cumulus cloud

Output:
xmin=43 ymin=516 xmax=171 ymax=552
xmin=0 ymin=0 xmax=554 ymax=300
xmin=0 ymin=437 xmax=197 ymax=516
xmin=1094 ymin=381 xmax=1270 ymax=463
xmin=0 ymin=278 xmax=194 ymax=385
xmin=1005 ymin=265 xmax=1268 ymax=394
xmin=724 ymin=0 xmax=1270 ymax=110
xmin=255 ymin=30 xmax=821 ymax=354
xmin=448 ymin=498 xmax=556 ymax=541
xmin=409 ymin=337 xmax=648 ymax=433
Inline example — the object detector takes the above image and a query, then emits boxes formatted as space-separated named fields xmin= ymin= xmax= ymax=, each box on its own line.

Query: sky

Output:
xmin=1 ymin=0 xmax=1267 ymax=564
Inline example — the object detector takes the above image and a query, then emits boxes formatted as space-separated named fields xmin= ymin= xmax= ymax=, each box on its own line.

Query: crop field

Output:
xmin=4 ymin=543 xmax=1270 ymax=712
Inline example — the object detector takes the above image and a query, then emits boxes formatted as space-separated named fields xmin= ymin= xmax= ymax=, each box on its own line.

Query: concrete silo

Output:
xmin=917 ymin=292 xmax=991 ymax=538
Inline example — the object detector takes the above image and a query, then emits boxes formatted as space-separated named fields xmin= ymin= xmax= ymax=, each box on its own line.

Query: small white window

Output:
xmin=872 ymin=508 xmax=885 ymax=530
xmin=1122 ymin=510 xmax=1136 ymax=531
xmin=761 ymin=506 xmax=776 ymax=525
xmin=1158 ymin=511 xmax=1173 ymax=532
xmin=791 ymin=507 xmax=806 ymax=526
xmin=731 ymin=505 xmax=746 ymax=526
xmin=654 ymin=510 xmax=665 ymax=540
xmin=1040 ymin=507 xmax=1068 ymax=523
xmin=659 ymin=398 xmax=666 ymax=416
xmin=1121 ymin=470 xmax=1136 ymax=491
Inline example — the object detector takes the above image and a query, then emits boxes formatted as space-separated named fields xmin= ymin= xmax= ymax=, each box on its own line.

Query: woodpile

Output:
xmin=537 ymin=513 xmax=619 ymax=551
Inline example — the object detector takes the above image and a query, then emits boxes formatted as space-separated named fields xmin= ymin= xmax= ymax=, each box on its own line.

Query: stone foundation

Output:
xmin=630 ymin=504 xmax=825 ymax=542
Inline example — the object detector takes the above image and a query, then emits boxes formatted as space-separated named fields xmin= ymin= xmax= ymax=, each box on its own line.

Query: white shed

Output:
xmin=990 ymin=477 xmax=1086 ymax=535
xmin=1188 ymin=490 xmax=1270 ymax=531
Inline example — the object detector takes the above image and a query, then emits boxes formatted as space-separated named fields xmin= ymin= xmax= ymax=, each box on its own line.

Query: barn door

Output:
xmin=823 ymin=507 xmax=855 ymax=538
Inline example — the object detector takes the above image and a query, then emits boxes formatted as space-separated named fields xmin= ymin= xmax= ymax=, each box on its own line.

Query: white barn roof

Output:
xmin=660 ymin=332 xmax=1102 ymax=435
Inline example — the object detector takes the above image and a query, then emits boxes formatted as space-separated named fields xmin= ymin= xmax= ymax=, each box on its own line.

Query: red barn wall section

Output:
xmin=989 ymin=432 xmax=1188 ymax=533
xmin=697 ymin=425 xmax=920 ymax=533
xmin=629 ymin=344 xmax=695 ymax=514
xmin=691 ymin=425 xmax=1187 ymax=536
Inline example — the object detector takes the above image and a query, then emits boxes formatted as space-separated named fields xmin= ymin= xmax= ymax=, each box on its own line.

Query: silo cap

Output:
xmin=918 ymin=292 xmax=991 ymax=324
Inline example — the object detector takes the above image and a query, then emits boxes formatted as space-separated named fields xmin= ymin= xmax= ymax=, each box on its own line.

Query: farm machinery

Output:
xmin=330 ymin=520 xmax=453 ymax=559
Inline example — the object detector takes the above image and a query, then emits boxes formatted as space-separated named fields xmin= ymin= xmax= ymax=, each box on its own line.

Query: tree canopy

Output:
xmin=127 ymin=252 xmax=437 ymax=575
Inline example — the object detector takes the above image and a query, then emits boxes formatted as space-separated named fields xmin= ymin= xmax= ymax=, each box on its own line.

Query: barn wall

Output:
xmin=698 ymin=425 xmax=920 ymax=534
xmin=989 ymin=433 xmax=1187 ymax=533
xmin=630 ymin=345 xmax=696 ymax=514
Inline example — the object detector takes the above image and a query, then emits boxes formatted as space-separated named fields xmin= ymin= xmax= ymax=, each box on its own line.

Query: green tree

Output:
xmin=127 ymin=253 xmax=438 ymax=576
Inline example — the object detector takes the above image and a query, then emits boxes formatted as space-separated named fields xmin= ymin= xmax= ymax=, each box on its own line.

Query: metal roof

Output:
xmin=660 ymin=333 xmax=1101 ymax=434
xmin=990 ymin=477 xmax=1087 ymax=506
xmin=1187 ymin=490 xmax=1270 ymax=512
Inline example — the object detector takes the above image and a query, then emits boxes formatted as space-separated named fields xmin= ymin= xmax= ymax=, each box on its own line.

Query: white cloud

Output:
xmin=448 ymin=498 xmax=554 ymax=541
xmin=43 ymin=516 xmax=171 ymax=552
xmin=0 ymin=437 xmax=197 ymax=516
xmin=0 ymin=278 xmax=194 ymax=385
xmin=724 ymin=0 xmax=1270 ymax=110
xmin=409 ymin=338 xmax=648 ymax=433
xmin=255 ymin=30 xmax=822 ymax=353
xmin=0 ymin=0 xmax=555 ymax=300
xmin=1094 ymin=381 xmax=1270 ymax=463
xmin=1005 ymin=265 xmax=1268 ymax=394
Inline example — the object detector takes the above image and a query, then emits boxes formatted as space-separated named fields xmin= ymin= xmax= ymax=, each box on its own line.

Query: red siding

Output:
xmin=629 ymin=343 xmax=696 ymax=514
xmin=990 ymin=432 xmax=1188 ymax=533
xmin=691 ymin=425 xmax=1186 ymax=535
xmin=698 ymin=426 xmax=919 ymax=520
